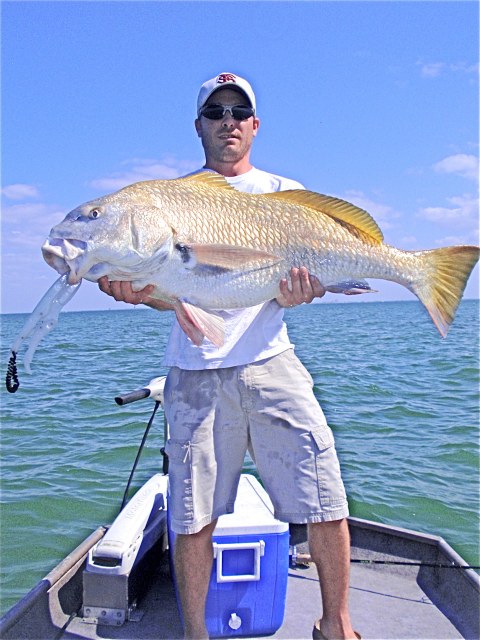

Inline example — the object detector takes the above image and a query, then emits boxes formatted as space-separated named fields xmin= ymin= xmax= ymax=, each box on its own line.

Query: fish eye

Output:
xmin=89 ymin=208 xmax=102 ymax=219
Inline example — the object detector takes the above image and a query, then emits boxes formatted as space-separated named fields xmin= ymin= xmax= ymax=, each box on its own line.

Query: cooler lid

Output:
xmin=214 ymin=474 xmax=289 ymax=536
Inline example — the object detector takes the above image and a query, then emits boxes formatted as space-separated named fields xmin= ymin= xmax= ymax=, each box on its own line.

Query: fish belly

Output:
xmin=147 ymin=242 xmax=414 ymax=310
xmin=149 ymin=261 xmax=286 ymax=309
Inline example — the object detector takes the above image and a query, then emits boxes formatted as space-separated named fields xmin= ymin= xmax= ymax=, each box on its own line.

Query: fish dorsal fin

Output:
xmin=262 ymin=190 xmax=384 ymax=244
xmin=179 ymin=171 xmax=236 ymax=190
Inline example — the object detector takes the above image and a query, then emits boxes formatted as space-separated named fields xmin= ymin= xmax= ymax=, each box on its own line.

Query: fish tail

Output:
xmin=409 ymin=245 xmax=479 ymax=337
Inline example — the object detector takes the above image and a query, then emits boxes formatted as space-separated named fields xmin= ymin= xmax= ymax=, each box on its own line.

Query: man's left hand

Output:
xmin=276 ymin=267 xmax=326 ymax=307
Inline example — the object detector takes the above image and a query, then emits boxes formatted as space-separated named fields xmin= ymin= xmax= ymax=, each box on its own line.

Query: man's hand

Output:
xmin=97 ymin=277 xmax=173 ymax=310
xmin=276 ymin=267 xmax=326 ymax=308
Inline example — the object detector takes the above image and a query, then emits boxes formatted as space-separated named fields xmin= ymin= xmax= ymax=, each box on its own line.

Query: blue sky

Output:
xmin=2 ymin=0 xmax=478 ymax=314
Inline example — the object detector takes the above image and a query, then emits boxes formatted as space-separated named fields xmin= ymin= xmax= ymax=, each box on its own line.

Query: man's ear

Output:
xmin=195 ymin=118 xmax=202 ymax=138
xmin=252 ymin=117 xmax=260 ymax=137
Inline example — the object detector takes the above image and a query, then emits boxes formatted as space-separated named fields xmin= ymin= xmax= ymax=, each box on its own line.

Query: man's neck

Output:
xmin=204 ymin=159 xmax=253 ymax=178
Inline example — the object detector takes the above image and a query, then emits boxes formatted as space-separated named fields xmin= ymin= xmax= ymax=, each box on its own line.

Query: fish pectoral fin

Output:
xmin=174 ymin=301 xmax=225 ymax=347
xmin=179 ymin=243 xmax=283 ymax=271
xmin=325 ymin=279 xmax=378 ymax=295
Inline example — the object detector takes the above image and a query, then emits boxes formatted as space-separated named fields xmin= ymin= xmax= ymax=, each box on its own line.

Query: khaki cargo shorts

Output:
xmin=164 ymin=349 xmax=349 ymax=534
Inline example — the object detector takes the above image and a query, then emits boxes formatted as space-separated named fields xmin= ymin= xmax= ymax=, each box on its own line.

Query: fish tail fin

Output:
xmin=410 ymin=245 xmax=479 ymax=337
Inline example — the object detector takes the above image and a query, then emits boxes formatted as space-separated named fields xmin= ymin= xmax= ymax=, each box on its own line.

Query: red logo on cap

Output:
xmin=217 ymin=73 xmax=237 ymax=84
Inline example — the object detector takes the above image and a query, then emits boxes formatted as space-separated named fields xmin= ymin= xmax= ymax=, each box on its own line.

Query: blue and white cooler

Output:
xmin=169 ymin=473 xmax=290 ymax=637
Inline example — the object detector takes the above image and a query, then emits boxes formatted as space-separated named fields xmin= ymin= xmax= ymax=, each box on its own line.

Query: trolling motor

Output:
xmin=83 ymin=376 xmax=170 ymax=627
xmin=115 ymin=376 xmax=167 ymax=405
xmin=115 ymin=376 xmax=169 ymax=508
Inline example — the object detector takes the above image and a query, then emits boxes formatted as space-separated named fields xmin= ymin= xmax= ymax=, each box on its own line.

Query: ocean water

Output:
xmin=1 ymin=300 xmax=479 ymax=615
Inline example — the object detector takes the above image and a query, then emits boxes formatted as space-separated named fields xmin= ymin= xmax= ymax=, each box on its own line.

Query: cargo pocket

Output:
xmin=309 ymin=424 xmax=335 ymax=451
xmin=309 ymin=430 xmax=347 ymax=511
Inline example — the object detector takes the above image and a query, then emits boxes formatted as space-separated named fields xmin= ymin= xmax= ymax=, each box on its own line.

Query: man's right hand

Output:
xmin=97 ymin=276 xmax=173 ymax=310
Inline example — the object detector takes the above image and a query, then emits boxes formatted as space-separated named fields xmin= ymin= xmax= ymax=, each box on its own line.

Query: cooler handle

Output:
xmin=212 ymin=540 xmax=265 ymax=583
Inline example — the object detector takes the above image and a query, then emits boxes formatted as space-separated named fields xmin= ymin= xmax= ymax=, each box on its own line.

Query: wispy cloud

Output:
xmin=2 ymin=202 xmax=65 ymax=226
xmin=89 ymin=157 xmax=199 ymax=192
xmin=435 ymin=232 xmax=479 ymax=246
xmin=419 ymin=193 xmax=479 ymax=228
xmin=419 ymin=62 xmax=446 ymax=78
xmin=433 ymin=154 xmax=479 ymax=181
xmin=2 ymin=183 xmax=40 ymax=200
xmin=338 ymin=190 xmax=399 ymax=229
xmin=2 ymin=202 xmax=67 ymax=248
xmin=417 ymin=60 xmax=479 ymax=78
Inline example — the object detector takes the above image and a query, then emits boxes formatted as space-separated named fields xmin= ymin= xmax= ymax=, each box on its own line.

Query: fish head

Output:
xmin=42 ymin=188 xmax=175 ymax=284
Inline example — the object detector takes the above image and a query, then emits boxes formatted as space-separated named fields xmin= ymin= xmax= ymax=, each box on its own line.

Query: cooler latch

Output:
xmin=212 ymin=540 xmax=265 ymax=583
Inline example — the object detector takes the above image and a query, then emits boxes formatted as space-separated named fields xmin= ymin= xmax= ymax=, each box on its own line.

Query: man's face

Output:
xmin=195 ymin=88 xmax=260 ymax=165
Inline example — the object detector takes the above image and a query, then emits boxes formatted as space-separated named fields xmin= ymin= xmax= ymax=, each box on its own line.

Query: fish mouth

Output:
xmin=42 ymin=238 xmax=88 ymax=284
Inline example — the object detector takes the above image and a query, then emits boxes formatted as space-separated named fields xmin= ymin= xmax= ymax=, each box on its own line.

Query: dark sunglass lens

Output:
xmin=201 ymin=106 xmax=225 ymax=120
xmin=232 ymin=106 xmax=254 ymax=120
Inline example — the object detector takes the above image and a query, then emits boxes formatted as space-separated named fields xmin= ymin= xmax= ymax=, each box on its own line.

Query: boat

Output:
xmin=1 ymin=378 xmax=478 ymax=640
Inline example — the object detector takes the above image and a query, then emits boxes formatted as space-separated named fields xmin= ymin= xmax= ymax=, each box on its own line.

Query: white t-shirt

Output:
xmin=162 ymin=167 xmax=304 ymax=370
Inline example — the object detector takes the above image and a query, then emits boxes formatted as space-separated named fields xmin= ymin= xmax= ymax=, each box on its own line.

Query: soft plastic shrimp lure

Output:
xmin=6 ymin=274 xmax=81 ymax=392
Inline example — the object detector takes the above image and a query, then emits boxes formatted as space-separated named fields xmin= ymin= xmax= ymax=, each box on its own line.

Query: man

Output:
xmin=99 ymin=72 xmax=359 ymax=640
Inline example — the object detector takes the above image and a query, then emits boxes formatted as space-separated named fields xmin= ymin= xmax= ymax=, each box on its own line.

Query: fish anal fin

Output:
xmin=174 ymin=301 xmax=225 ymax=347
xmin=262 ymin=190 xmax=384 ymax=245
xmin=173 ymin=302 xmax=205 ymax=346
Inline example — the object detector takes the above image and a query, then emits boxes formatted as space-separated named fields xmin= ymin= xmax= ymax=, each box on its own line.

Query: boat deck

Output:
xmin=2 ymin=518 xmax=478 ymax=639
xmin=63 ymin=560 xmax=468 ymax=639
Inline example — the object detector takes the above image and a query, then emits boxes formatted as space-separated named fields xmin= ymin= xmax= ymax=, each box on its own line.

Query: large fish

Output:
xmin=6 ymin=172 xmax=479 ymax=389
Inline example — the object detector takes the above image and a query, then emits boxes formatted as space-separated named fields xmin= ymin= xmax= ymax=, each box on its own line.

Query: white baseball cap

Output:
xmin=197 ymin=72 xmax=256 ymax=117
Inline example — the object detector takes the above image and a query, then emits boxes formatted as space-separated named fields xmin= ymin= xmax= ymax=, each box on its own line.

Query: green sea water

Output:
xmin=1 ymin=300 xmax=479 ymax=614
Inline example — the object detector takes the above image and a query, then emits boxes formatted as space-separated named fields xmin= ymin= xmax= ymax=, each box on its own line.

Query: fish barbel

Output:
xmin=8 ymin=171 xmax=479 ymax=383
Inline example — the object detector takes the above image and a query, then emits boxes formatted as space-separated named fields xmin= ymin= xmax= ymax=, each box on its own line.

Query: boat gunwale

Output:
xmin=0 ymin=527 xmax=106 ymax=637
xmin=348 ymin=516 xmax=480 ymax=589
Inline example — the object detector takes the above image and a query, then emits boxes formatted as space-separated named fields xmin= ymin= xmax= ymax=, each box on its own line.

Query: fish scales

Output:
xmin=147 ymin=180 xmax=378 ymax=276
xmin=157 ymin=181 xmax=406 ymax=291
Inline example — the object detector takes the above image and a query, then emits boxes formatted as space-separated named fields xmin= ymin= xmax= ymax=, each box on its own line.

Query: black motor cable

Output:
xmin=119 ymin=400 xmax=161 ymax=513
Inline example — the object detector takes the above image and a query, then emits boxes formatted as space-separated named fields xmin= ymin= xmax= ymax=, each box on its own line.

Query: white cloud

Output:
xmin=2 ymin=183 xmax=40 ymax=200
xmin=2 ymin=202 xmax=65 ymax=225
xmin=338 ymin=190 xmax=399 ymax=229
xmin=435 ymin=232 xmax=480 ymax=246
xmin=1 ymin=202 xmax=67 ymax=250
xmin=417 ymin=60 xmax=479 ymax=78
xmin=89 ymin=157 xmax=199 ymax=192
xmin=450 ymin=62 xmax=479 ymax=75
xmin=419 ymin=62 xmax=446 ymax=78
xmin=433 ymin=154 xmax=479 ymax=181
xmin=419 ymin=193 xmax=479 ymax=226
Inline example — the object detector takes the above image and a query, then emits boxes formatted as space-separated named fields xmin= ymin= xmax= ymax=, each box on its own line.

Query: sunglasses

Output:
xmin=200 ymin=104 xmax=255 ymax=121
